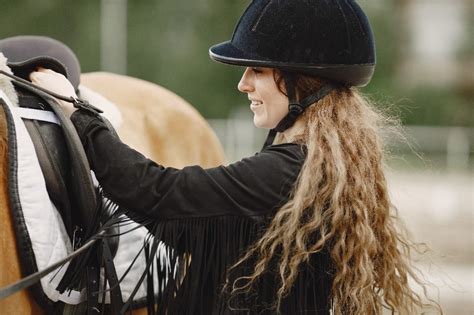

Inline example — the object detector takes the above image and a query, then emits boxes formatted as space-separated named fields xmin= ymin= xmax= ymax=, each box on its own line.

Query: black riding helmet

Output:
xmin=0 ymin=35 xmax=81 ymax=91
xmin=209 ymin=0 xmax=376 ymax=142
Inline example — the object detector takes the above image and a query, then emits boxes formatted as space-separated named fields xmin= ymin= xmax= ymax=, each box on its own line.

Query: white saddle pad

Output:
xmin=0 ymin=88 xmax=161 ymax=306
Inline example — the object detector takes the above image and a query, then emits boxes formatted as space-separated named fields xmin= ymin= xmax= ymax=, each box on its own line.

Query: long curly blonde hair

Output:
xmin=228 ymin=72 xmax=441 ymax=314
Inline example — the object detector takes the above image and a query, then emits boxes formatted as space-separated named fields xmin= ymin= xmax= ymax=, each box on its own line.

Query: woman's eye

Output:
xmin=251 ymin=67 xmax=262 ymax=74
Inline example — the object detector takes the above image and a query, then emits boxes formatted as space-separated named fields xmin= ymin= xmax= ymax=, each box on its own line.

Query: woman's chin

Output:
xmin=253 ymin=118 xmax=274 ymax=129
xmin=253 ymin=116 xmax=266 ymax=129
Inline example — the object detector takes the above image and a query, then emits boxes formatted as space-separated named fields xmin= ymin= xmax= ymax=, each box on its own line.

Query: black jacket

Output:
xmin=71 ymin=110 xmax=333 ymax=314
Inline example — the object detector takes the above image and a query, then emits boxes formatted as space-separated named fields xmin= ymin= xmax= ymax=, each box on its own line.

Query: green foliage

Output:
xmin=0 ymin=0 xmax=101 ymax=71
xmin=126 ymin=0 xmax=248 ymax=118
xmin=395 ymin=87 xmax=473 ymax=126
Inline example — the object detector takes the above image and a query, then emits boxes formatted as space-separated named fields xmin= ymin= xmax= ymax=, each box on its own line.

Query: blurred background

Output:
xmin=1 ymin=0 xmax=472 ymax=313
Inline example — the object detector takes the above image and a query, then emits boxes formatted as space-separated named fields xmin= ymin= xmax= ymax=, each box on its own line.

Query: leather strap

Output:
xmin=101 ymin=239 xmax=124 ymax=313
xmin=145 ymin=243 xmax=156 ymax=315
xmin=261 ymin=129 xmax=277 ymax=150
xmin=0 ymin=233 xmax=103 ymax=300
xmin=262 ymin=75 xmax=338 ymax=149
xmin=0 ymin=70 xmax=103 ymax=114
xmin=86 ymin=262 xmax=100 ymax=315
xmin=275 ymin=77 xmax=336 ymax=133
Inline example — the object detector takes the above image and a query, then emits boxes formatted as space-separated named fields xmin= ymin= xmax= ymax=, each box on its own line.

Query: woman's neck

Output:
xmin=279 ymin=119 xmax=305 ymax=144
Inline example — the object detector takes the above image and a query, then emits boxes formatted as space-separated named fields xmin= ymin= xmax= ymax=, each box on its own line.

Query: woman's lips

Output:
xmin=250 ymin=100 xmax=263 ymax=111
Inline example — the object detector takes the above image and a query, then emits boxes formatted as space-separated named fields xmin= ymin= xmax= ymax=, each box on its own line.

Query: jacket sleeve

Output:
xmin=70 ymin=110 xmax=305 ymax=219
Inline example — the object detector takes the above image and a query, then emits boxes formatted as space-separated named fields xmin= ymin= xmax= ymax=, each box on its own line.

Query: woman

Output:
xmin=30 ymin=0 xmax=438 ymax=314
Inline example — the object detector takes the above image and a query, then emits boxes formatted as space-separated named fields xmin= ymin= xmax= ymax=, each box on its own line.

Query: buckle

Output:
xmin=288 ymin=103 xmax=304 ymax=115
xmin=72 ymin=97 xmax=104 ymax=115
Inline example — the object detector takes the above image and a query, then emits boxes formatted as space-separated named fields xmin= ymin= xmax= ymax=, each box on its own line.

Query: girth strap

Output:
xmin=101 ymin=239 xmax=124 ymax=313
xmin=85 ymin=239 xmax=123 ymax=315
xmin=86 ymin=262 xmax=100 ymax=315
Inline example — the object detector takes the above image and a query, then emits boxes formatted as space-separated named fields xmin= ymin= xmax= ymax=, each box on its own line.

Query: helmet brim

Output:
xmin=209 ymin=41 xmax=269 ymax=67
xmin=209 ymin=41 xmax=375 ymax=87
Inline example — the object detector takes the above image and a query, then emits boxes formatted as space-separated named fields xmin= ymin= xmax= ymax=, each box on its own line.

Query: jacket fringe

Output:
xmin=126 ymin=214 xmax=333 ymax=315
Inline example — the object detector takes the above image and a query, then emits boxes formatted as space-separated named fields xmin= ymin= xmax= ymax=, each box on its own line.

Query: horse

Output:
xmin=0 ymin=72 xmax=226 ymax=314
xmin=80 ymin=72 xmax=225 ymax=168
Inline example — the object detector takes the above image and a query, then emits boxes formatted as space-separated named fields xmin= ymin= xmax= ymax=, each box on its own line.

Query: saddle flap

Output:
xmin=15 ymin=83 xmax=99 ymax=232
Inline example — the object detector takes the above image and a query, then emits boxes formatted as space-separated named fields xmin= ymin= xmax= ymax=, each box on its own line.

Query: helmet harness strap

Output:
xmin=262 ymin=73 xmax=338 ymax=149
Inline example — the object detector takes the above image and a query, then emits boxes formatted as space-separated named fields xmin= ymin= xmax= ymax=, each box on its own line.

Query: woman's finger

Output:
xmin=29 ymin=70 xmax=41 ymax=82
xmin=29 ymin=71 xmax=50 ymax=84
xmin=29 ymin=69 xmax=77 ymax=97
xmin=40 ymin=68 xmax=58 ymax=74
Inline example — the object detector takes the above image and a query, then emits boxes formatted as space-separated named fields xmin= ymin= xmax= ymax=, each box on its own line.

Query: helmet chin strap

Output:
xmin=262 ymin=74 xmax=338 ymax=149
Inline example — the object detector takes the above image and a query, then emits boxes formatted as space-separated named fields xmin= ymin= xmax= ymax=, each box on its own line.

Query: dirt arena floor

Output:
xmin=388 ymin=170 xmax=473 ymax=314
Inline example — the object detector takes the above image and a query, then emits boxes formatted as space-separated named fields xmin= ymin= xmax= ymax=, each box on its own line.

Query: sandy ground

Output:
xmin=388 ymin=170 xmax=473 ymax=314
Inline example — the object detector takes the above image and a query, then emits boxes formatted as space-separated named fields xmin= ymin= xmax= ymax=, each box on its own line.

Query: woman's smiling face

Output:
xmin=238 ymin=67 xmax=288 ymax=129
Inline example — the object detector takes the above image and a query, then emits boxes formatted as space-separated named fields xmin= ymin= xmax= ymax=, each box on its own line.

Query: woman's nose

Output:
xmin=237 ymin=67 xmax=254 ymax=93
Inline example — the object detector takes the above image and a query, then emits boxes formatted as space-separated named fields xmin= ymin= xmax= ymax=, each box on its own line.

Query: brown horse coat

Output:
xmin=80 ymin=72 xmax=226 ymax=169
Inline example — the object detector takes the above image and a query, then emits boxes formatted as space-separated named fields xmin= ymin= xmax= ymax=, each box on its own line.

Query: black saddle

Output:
xmin=17 ymin=87 xmax=92 ymax=239
xmin=0 ymin=35 xmax=123 ymax=314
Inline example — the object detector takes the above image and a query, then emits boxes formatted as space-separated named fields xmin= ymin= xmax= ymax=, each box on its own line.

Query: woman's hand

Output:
xmin=29 ymin=68 xmax=78 ymax=118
